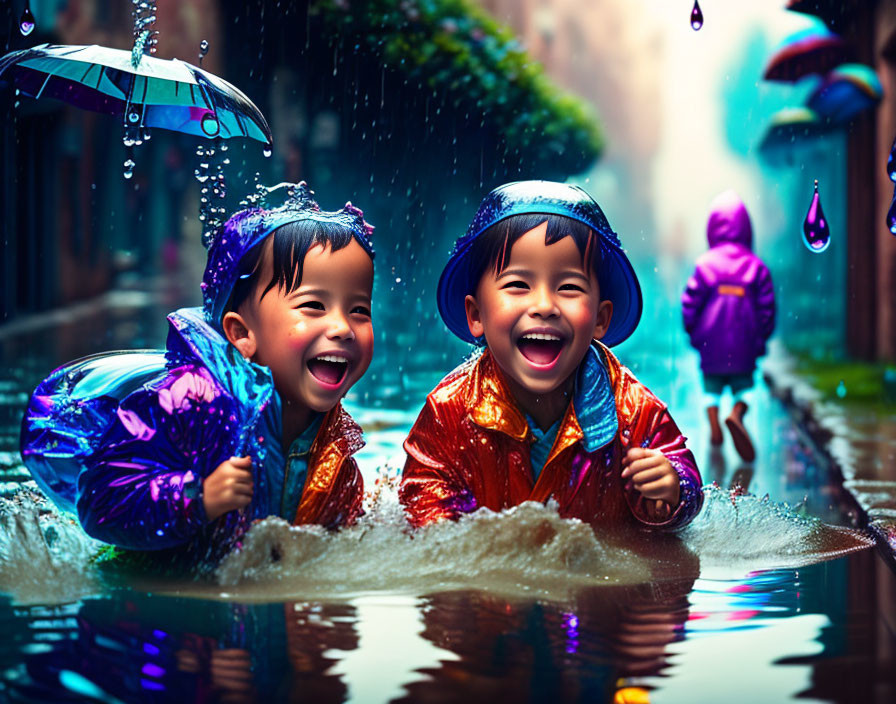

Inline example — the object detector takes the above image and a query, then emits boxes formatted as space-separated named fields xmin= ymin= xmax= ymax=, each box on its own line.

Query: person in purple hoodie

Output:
xmin=681 ymin=190 xmax=776 ymax=462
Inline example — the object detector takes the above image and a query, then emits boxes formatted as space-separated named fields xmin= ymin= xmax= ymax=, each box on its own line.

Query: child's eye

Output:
xmin=559 ymin=283 xmax=586 ymax=292
xmin=352 ymin=305 xmax=371 ymax=317
xmin=297 ymin=300 xmax=325 ymax=310
xmin=501 ymin=280 xmax=529 ymax=290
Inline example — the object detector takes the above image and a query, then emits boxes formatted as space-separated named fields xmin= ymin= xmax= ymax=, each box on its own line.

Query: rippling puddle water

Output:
xmin=0 ymin=473 xmax=883 ymax=703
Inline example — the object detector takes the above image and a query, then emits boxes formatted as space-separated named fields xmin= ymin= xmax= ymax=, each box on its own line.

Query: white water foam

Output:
xmin=0 ymin=479 xmax=874 ymax=605
xmin=682 ymin=485 xmax=874 ymax=577
xmin=0 ymin=490 xmax=102 ymax=605
xmin=211 ymin=480 xmax=654 ymax=601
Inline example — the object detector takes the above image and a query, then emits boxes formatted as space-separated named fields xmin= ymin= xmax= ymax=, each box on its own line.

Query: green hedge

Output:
xmin=312 ymin=0 xmax=604 ymax=172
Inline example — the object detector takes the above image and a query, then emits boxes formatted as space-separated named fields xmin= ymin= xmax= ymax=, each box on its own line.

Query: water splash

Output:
xmin=214 ymin=489 xmax=654 ymax=602
xmin=690 ymin=0 xmax=704 ymax=31
xmin=19 ymin=3 xmax=36 ymax=36
xmin=802 ymin=179 xmax=831 ymax=253
xmin=681 ymin=485 xmax=871 ymax=576
xmin=0 ymin=490 xmax=102 ymax=605
xmin=0 ymin=479 xmax=872 ymax=605
xmin=131 ymin=0 xmax=158 ymax=58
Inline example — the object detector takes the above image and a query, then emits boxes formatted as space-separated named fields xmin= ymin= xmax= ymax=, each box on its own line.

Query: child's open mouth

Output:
xmin=307 ymin=354 xmax=349 ymax=386
xmin=516 ymin=332 xmax=564 ymax=366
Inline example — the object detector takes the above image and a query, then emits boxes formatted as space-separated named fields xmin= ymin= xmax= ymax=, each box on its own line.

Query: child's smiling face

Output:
xmin=464 ymin=221 xmax=613 ymax=399
xmin=238 ymin=238 xmax=374 ymax=413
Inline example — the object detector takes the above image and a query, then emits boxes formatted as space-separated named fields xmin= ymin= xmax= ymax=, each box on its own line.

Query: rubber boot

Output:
xmin=725 ymin=401 xmax=755 ymax=462
xmin=707 ymin=406 xmax=723 ymax=446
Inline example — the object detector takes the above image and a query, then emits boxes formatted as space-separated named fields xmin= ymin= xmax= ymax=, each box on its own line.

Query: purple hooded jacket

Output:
xmin=681 ymin=191 xmax=776 ymax=375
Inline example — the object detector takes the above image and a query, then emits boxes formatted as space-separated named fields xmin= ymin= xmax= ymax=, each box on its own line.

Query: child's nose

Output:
xmin=326 ymin=310 xmax=355 ymax=340
xmin=529 ymin=286 xmax=559 ymax=318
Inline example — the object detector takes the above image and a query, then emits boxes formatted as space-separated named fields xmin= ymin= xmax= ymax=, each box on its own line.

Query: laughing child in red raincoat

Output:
xmin=400 ymin=181 xmax=703 ymax=530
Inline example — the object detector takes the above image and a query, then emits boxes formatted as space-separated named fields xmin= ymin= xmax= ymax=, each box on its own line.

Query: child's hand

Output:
xmin=203 ymin=456 xmax=254 ymax=522
xmin=621 ymin=448 xmax=680 ymax=516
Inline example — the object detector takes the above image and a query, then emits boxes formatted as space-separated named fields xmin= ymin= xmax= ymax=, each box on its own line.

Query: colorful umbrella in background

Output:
xmin=0 ymin=44 xmax=272 ymax=146
xmin=758 ymin=107 xmax=828 ymax=166
xmin=763 ymin=22 xmax=852 ymax=83
xmin=807 ymin=63 xmax=883 ymax=124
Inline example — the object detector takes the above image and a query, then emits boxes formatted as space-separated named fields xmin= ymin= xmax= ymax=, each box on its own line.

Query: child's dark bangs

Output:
xmin=469 ymin=214 xmax=549 ymax=285
xmin=468 ymin=213 xmax=601 ymax=289
xmin=543 ymin=215 xmax=601 ymax=275
xmin=261 ymin=219 xmax=355 ymax=299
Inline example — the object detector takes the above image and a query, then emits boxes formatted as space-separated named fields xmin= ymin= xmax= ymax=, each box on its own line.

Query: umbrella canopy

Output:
xmin=807 ymin=63 xmax=883 ymax=124
xmin=763 ymin=24 xmax=852 ymax=83
xmin=0 ymin=43 xmax=271 ymax=145
xmin=758 ymin=107 xmax=828 ymax=165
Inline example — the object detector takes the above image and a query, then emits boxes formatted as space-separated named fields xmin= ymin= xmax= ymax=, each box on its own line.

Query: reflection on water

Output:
xmin=0 ymin=551 xmax=892 ymax=703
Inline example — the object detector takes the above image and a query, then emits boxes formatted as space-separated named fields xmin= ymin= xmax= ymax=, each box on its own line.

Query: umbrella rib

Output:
xmin=79 ymin=63 xmax=94 ymax=84
xmin=35 ymin=72 xmax=53 ymax=100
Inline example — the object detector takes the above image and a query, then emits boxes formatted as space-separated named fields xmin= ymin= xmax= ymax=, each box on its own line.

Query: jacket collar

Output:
xmin=311 ymin=403 xmax=366 ymax=460
xmin=166 ymin=306 xmax=275 ymax=420
xmin=467 ymin=350 xmax=529 ymax=441
xmin=467 ymin=343 xmax=619 ymax=458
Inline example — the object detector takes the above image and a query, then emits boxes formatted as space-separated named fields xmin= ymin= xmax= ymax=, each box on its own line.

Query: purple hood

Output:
xmin=706 ymin=190 xmax=753 ymax=249
xmin=681 ymin=191 xmax=775 ymax=375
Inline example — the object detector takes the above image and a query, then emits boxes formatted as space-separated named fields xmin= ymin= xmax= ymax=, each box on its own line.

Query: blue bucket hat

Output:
xmin=201 ymin=181 xmax=375 ymax=328
xmin=437 ymin=180 xmax=643 ymax=347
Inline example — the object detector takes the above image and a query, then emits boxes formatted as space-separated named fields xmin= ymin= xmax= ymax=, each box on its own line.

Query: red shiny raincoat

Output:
xmin=400 ymin=344 xmax=702 ymax=530
xmin=293 ymin=404 xmax=365 ymax=527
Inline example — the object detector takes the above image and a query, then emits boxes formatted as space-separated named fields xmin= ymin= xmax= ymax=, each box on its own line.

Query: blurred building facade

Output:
xmin=0 ymin=0 xmax=606 ymax=404
xmin=480 ymin=0 xmax=663 ymax=247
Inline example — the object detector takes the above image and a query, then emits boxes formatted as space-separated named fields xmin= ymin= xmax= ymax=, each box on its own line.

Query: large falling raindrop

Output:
xmin=199 ymin=39 xmax=209 ymax=66
xmin=886 ymin=190 xmax=896 ymax=235
xmin=690 ymin=0 xmax=704 ymax=31
xmin=19 ymin=3 xmax=36 ymax=36
xmin=802 ymin=179 xmax=831 ymax=253
xmin=887 ymin=135 xmax=896 ymax=183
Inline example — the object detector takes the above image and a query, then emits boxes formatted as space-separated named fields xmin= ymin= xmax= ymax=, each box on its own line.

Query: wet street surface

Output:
xmin=0 ymin=283 xmax=894 ymax=703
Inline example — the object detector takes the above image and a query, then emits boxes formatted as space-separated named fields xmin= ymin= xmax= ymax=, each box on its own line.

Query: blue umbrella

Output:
xmin=0 ymin=43 xmax=272 ymax=146
xmin=807 ymin=63 xmax=883 ymax=124
xmin=758 ymin=107 xmax=829 ymax=167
